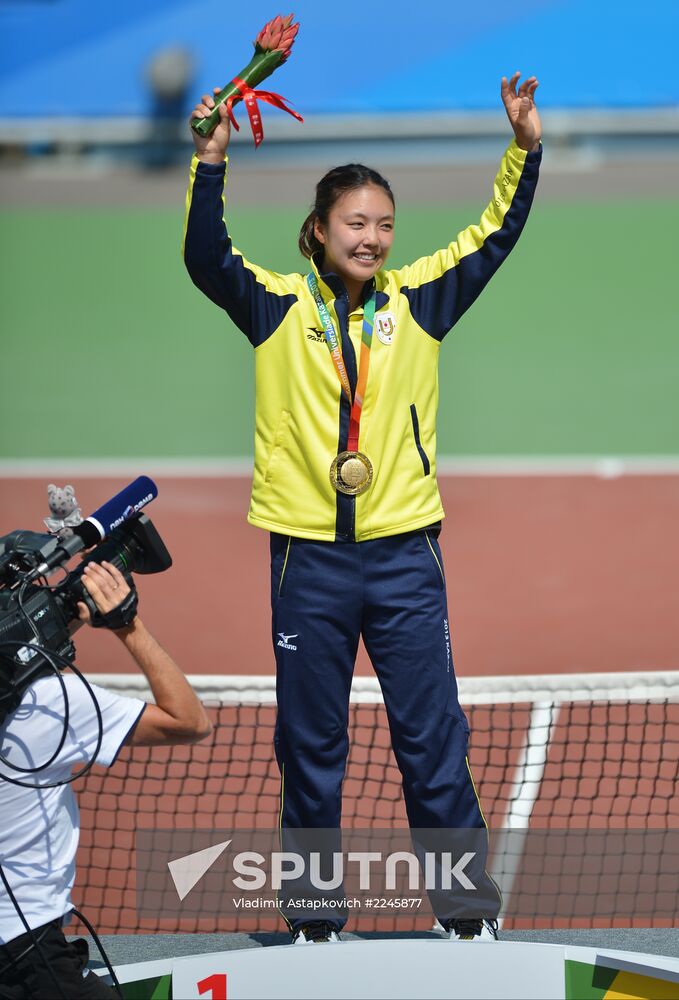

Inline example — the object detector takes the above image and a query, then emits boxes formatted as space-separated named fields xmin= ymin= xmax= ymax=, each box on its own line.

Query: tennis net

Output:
xmin=74 ymin=670 xmax=679 ymax=933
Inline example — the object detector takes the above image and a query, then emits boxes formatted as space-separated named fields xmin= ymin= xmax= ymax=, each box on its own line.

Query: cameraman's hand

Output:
xmin=77 ymin=561 xmax=132 ymax=625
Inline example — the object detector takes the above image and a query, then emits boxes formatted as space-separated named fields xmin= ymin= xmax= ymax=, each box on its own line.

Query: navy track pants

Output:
xmin=269 ymin=528 xmax=500 ymax=929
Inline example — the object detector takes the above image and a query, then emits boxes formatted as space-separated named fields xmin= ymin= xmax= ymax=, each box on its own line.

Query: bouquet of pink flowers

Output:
xmin=191 ymin=13 xmax=303 ymax=146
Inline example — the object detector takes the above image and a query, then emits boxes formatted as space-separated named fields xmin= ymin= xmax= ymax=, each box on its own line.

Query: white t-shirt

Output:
xmin=0 ymin=674 xmax=145 ymax=944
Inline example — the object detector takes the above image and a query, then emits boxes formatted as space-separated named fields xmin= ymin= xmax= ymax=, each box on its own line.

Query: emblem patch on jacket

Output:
xmin=376 ymin=312 xmax=397 ymax=345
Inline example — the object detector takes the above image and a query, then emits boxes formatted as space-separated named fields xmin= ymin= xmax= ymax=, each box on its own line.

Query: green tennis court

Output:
xmin=1 ymin=197 xmax=676 ymax=459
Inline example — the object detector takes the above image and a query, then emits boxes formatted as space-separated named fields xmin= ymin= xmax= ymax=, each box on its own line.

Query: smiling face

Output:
xmin=313 ymin=183 xmax=395 ymax=298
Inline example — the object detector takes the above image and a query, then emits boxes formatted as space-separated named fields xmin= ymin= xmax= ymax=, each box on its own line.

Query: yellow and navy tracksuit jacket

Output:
xmin=183 ymin=140 xmax=541 ymax=542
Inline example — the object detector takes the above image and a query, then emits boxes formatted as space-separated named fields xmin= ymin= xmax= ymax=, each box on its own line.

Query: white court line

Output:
xmin=491 ymin=701 xmax=560 ymax=929
xmin=0 ymin=457 xmax=254 ymax=478
xmin=2 ymin=455 xmax=679 ymax=478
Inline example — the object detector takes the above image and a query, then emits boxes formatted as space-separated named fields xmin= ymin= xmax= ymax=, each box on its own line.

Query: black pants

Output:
xmin=0 ymin=922 xmax=114 ymax=1000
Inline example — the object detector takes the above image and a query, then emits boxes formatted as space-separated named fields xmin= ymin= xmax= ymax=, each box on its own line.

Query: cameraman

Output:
xmin=0 ymin=560 xmax=212 ymax=999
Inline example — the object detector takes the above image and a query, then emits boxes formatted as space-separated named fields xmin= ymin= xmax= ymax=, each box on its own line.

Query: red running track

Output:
xmin=1 ymin=473 xmax=678 ymax=678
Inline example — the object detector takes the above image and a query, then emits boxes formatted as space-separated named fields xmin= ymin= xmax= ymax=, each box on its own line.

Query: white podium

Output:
xmin=102 ymin=939 xmax=679 ymax=1000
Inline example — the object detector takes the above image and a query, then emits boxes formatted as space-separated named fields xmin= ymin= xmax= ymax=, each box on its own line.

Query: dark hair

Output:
xmin=298 ymin=164 xmax=395 ymax=260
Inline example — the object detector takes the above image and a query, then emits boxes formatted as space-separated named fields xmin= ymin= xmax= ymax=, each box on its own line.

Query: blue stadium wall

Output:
xmin=0 ymin=0 xmax=677 ymax=118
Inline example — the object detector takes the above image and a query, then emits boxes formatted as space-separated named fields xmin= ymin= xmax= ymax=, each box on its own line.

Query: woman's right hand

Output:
xmin=190 ymin=87 xmax=231 ymax=164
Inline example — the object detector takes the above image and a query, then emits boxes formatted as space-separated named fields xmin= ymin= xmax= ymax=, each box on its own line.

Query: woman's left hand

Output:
xmin=501 ymin=72 xmax=541 ymax=152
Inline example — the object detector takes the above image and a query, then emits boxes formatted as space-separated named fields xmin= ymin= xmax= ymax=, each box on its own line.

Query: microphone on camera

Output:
xmin=32 ymin=477 xmax=159 ymax=576
xmin=75 ymin=476 xmax=158 ymax=547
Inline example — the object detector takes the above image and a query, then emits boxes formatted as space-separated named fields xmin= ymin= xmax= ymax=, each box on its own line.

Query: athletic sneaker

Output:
xmin=445 ymin=918 xmax=499 ymax=941
xmin=292 ymin=922 xmax=341 ymax=944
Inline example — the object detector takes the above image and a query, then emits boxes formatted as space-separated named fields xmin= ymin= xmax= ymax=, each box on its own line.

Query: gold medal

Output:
xmin=330 ymin=451 xmax=373 ymax=496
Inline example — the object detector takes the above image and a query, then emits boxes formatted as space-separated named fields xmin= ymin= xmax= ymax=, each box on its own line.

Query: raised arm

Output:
xmin=183 ymin=88 xmax=298 ymax=347
xmin=394 ymin=73 xmax=542 ymax=343
xmin=117 ymin=618 xmax=211 ymax=747
xmin=191 ymin=87 xmax=233 ymax=167
xmin=78 ymin=561 xmax=211 ymax=746
xmin=501 ymin=71 xmax=541 ymax=152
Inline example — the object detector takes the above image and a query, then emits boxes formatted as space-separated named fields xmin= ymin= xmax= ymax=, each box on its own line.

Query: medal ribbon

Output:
xmin=226 ymin=76 xmax=304 ymax=148
xmin=307 ymin=273 xmax=377 ymax=452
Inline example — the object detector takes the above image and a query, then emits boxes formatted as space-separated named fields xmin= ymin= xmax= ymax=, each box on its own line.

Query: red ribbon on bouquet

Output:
xmin=226 ymin=75 xmax=304 ymax=148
